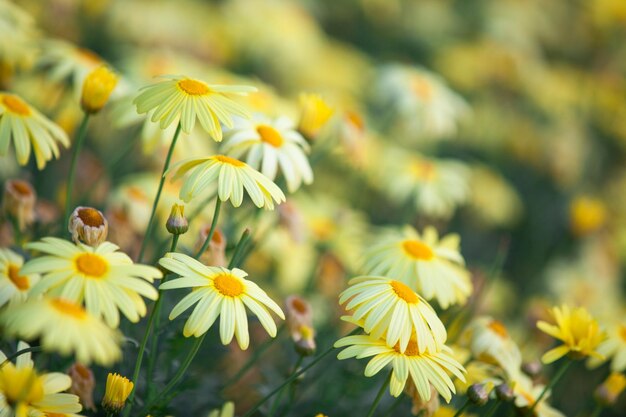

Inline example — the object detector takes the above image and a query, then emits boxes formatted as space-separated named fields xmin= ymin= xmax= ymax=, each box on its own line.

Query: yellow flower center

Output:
xmin=257 ymin=125 xmax=284 ymax=147
xmin=213 ymin=155 xmax=246 ymax=167
xmin=75 ymin=253 xmax=108 ymax=277
xmin=390 ymin=280 xmax=419 ymax=304
xmin=2 ymin=95 xmax=31 ymax=116
xmin=177 ymin=79 xmax=211 ymax=96
xmin=213 ymin=273 xmax=244 ymax=297
xmin=77 ymin=207 xmax=105 ymax=227
xmin=0 ymin=367 xmax=44 ymax=405
xmin=7 ymin=264 xmax=29 ymax=290
xmin=488 ymin=320 xmax=509 ymax=339
xmin=411 ymin=76 xmax=433 ymax=102
xmin=402 ymin=240 xmax=435 ymax=261
xmin=410 ymin=161 xmax=437 ymax=181
xmin=50 ymin=298 xmax=87 ymax=319
xmin=619 ymin=325 xmax=626 ymax=342
xmin=394 ymin=339 xmax=420 ymax=356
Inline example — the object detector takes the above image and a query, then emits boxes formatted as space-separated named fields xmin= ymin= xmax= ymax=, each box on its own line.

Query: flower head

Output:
xmin=335 ymin=333 xmax=465 ymax=401
xmin=464 ymin=317 xmax=522 ymax=379
xmin=537 ymin=305 xmax=606 ymax=363
xmin=594 ymin=372 xmax=626 ymax=406
xmin=364 ymin=226 xmax=472 ymax=309
xmin=0 ymin=248 xmax=39 ymax=307
xmin=0 ymin=297 xmax=122 ymax=365
xmin=223 ymin=114 xmax=313 ymax=192
xmin=339 ymin=275 xmax=446 ymax=354
xmin=102 ymin=373 xmax=133 ymax=413
xmin=0 ymin=342 xmax=83 ymax=417
xmin=590 ymin=320 xmax=626 ymax=372
xmin=69 ymin=206 xmax=109 ymax=246
xmin=169 ymin=155 xmax=285 ymax=209
xmin=158 ymin=252 xmax=284 ymax=349
xmin=2 ymin=178 xmax=36 ymax=231
xmin=569 ymin=195 xmax=607 ymax=236
xmin=81 ymin=65 xmax=118 ymax=114
xmin=133 ymin=75 xmax=256 ymax=140
xmin=297 ymin=93 xmax=334 ymax=140
xmin=0 ymin=93 xmax=69 ymax=169
xmin=23 ymin=237 xmax=162 ymax=327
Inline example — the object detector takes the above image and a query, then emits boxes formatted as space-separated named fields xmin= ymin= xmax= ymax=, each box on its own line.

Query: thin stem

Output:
xmin=137 ymin=123 xmax=182 ymax=262
xmin=9 ymin=216 xmax=23 ymax=248
xmin=241 ymin=328 xmax=361 ymax=417
xmin=229 ymin=229 xmax=251 ymax=268
xmin=365 ymin=371 xmax=392 ymax=417
xmin=527 ymin=359 xmax=572 ymax=416
xmin=589 ymin=403 xmax=603 ymax=417
xmin=0 ymin=346 xmax=41 ymax=369
xmin=63 ymin=113 xmax=90 ymax=233
xmin=483 ymin=401 xmax=500 ymax=417
xmin=122 ymin=234 xmax=180 ymax=417
xmin=453 ymin=399 xmax=470 ymax=417
xmin=381 ymin=395 xmax=404 ymax=417
xmin=194 ymin=199 xmax=222 ymax=259
xmin=268 ymin=355 xmax=304 ymax=417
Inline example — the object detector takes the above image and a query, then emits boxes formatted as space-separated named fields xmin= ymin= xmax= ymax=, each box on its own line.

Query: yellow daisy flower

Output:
xmin=537 ymin=305 xmax=606 ymax=364
xmin=0 ymin=248 xmax=39 ymax=307
xmin=364 ymin=226 xmax=472 ymax=309
xmin=512 ymin=374 xmax=565 ymax=417
xmin=169 ymin=155 xmax=286 ymax=209
xmin=158 ymin=252 xmax=285 ymax=349
xmin=0 ymin=92 xmax=70 ymax=169
xmin=222 ymin=114 xmax=313 ymax=192
xmin=334 ymin=333 xmax=465 ymax=401
xmin=0 ymin=297 xmax=122 ymax=365
xmin=339 ymin=276 xmax=446 ymax=354
xmin=133 ymin=75 xmax=256 ymax=140
xmin=0 ymin=342 xmax=83 ymax=417
xmin=591 ymin=319 xmax=626 ymax=372
xmin=22 ymin=237 xmax=163 ymax=327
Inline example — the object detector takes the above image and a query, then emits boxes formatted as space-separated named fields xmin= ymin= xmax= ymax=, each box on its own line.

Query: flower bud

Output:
xmin=67 ymin=363 xmax=96 ymax=410
xmin=2 ymin=179 xmax=36 ymax=231
xmin=495 ymin=383 xmax=514 ymax=402
xmin=467 ymin=383 xmax=489 ymax=406
xmin=81 ymin=65 xmax=118 ymax=114
xmin=69 ymin=206 xmax=108 ymax=246
xmin=166 ymin=203 xmax=188 ymax=235
xmin=594 ymin=372 xmax=626 ymax=406
xmin=405 ymin=382 xmax=439 ymax=416
xmin=297 ymin=93 xmax=333 ymax=140
xmin=294 ymin=324 xmax=317 ymax=356
xmin=102 ymin=373 xmax=133 ymax=413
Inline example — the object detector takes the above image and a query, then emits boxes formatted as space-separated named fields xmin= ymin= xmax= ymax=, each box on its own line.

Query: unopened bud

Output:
xmin=495 ymin=383 xmax=514 ymax=402
xmin=67 ymin=363 xmax=96 ymax=410
xmin=2 ymin=179 xmax=36 ymax=231
xmin=467 ymin=383 xmax=489 ymax=406
xmin=594 ymin=372 xmax=626 ymax=406
xmin=166 ymin=203 xmax=188 ymax=235
xmin=81 ymin=65 xmax=118 ymax=114
xmin=102 ymin=373 xmax=133 ymax=413
xmin=69 ymin=206 xmax=108 ymax=246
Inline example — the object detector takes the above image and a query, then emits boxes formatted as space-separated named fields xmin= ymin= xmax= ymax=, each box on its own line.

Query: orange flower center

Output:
xmin=402 ymin=240 xmax=434 ymax=261
xmin=9 ymin=180 xmax=33 ymax=196
xmin=7 ymin=264 xmax=29 ymax=290
xmin=2 ymin=95 xmax=30 ymax=116
xmin=394 ymin=339 xmax=419 ymax=356
xmin=390 ymin=280 xmax=419 ymax=304
xmin=290 ymin=297 xmax=308 ymax=314
xmin=257 ymin=125 xmax=284 ymax=147
xmin=75 ymin=253 xmax=108 ymax=277
xmin=50 ymin=298 xmax=87 ymax=319
xmin=213 ymin=273 xmax=244 ymax=297
xmin=213 ymin=155 xmax=245 ymax=167
xmin=177 ymin=79 xmax=210 ymax=96
xmin=77 ymin=207 xmax=105 ymax=227
xmin=488 ymin=320 xmax=509 ymax=339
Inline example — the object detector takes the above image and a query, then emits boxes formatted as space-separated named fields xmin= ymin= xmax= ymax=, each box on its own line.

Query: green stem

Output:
xmin=527 ymin=359 xmax=572 ymax=416
xmin=241 ymin=328 xmax=360 ymax=417
xmin=137 ymin=123 xmax=182 ymax=262
xmin=365 ymin=371 xmax=392 ymax=417
xmin=589 ymin=403 xmax=603 ymax=417
xmin=122 ymin=234 xmax=180 ymax=417
xmin=268 ymin=355 xmax=304 ymax=417
xmin=453 ymin=399 xmax=470 ymax=417
xmin=381 ymin=395 xmax=404 ymax=417
xmin=194 ymin=199 xmax=222 ymax=259
xmin=63 ymin=113 xmax=90 ymax=233
xmin=0 ymin=346 xmax=41 ymax=369
xmin=483 ymin=401 xmax=499 ymax=417
xmin=9 ymin=216 xmax=23 ymax=248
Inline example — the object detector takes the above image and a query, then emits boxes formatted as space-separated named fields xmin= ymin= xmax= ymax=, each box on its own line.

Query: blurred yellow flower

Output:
xmin=23 ymin=237 xmax=163 ymax=327
xmin=569 ymin=196 xmax=607 ymax=236
xmin=102 ymin=373 xmax=133 ymax=413
xmin=0 ymin=248 xmax=39 ymax=307
xmin=339 ymin=275 xmax=446 ymax=354
xmin=512 ymin=374 xmax=565 ymax=417
xmin=0 ymin=342 xmax=82 ymax=417
xmin=0 ymin=92 xmax=69 ymax=169
xmin=298 ymin=93 xmax=334 ymax=140
xmin=158 ymin=252 xmax=285 ymax=349
xmin=464 ymin=317 xmax=522 ymax=379
xmin=590 ymin=319 xmax=626 ymax=372
xmin=537 ymin=305 xmax=606 ymax=363
xmin=80 ymin=65 xmax=118 ymax=114
xmin=134 ymin=75 xmax=256 ymax=140
xmin=595 ymin=372 xmax=626 ymax=406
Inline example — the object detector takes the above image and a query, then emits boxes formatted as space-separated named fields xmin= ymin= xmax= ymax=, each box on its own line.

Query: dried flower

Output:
xmin=2 ymin=179 xmax=36 ymax=231
xmin=67 ymin=363 xmax=96 ymax=410
xmin=68 ymin=206 xmax=108 ymax=246
xmin=196 ymin=227 xmax=227 ymax=267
